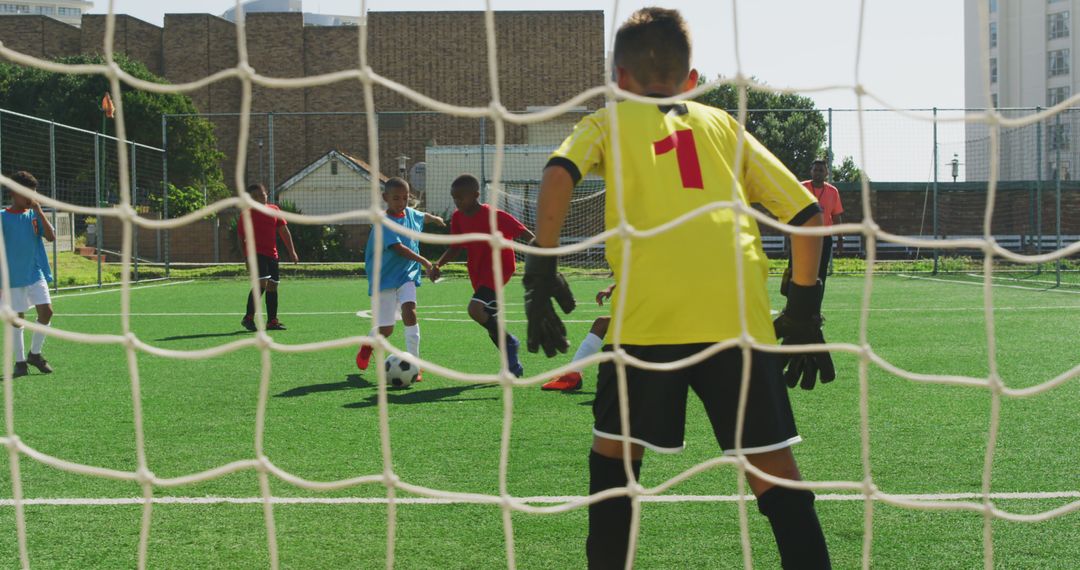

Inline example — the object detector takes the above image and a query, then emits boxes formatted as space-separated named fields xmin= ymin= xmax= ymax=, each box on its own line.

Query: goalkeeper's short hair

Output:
xmin=613 ymin=7 xmax=692 ymax=88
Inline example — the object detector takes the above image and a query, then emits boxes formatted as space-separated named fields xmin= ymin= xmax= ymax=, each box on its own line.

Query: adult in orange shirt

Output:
xmin=798 ymin=159 xmax=844 ymax=287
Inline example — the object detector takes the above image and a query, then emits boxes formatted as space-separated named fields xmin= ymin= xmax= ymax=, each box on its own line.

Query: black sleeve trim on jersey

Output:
xmin=546 ymin=157 xmax=582 ymax=185
xmin=789 ymin=203 xmax=823 ymax=227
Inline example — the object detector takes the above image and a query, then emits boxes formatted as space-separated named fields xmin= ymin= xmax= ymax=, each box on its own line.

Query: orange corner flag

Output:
xmin=101 ymin=93 xmax=115 ymax=119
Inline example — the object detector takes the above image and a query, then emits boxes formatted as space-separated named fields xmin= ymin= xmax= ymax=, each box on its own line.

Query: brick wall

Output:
xmin=81 ymin=15 xmax=164 ymax=75
xmin=0 ymin=11 xmax=604 ymax=194
xmin=0 ymin=15 xmax=80 ymax=60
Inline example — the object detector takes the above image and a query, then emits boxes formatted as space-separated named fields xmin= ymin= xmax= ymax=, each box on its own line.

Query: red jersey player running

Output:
xmin=428 ymin=174 xmax=534 ymax=377
xmin=238 ymin=183 xmax=299 ymax=331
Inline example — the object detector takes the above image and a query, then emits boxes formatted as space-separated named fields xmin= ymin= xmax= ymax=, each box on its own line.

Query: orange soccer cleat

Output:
xmin=542 ymin=371 xmax=582 ymax=391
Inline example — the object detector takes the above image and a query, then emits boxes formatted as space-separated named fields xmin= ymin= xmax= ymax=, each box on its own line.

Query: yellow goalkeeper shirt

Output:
xmin=550 ymin=100 xmax=819 ymax=345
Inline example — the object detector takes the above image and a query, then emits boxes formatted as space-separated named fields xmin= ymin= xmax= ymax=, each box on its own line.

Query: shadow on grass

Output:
xmin=343 ymin=382 xmax=498 ymax=409
xmin=154 ymin=330 xmax=252 ymax=342
xmin=276 ymin=374 xmax=373 ymax=397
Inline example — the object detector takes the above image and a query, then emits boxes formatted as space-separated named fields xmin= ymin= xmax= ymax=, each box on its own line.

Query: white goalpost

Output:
xmin=0 ymin=1 xmax=1076 ymax=569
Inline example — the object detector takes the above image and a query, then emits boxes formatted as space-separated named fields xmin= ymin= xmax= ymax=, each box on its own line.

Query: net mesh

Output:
xmin=0 ymin=1 xmax=1076 ymax=569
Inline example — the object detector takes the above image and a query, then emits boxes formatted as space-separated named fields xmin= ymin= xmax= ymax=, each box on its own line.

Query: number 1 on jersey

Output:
xmin=653 ymin=129 xmax=703 ymax=189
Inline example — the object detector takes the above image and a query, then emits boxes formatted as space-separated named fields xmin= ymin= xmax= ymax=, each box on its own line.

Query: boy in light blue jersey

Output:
xmin=1 ymin=171 xmax=57 ymax=377
xmin=356 ymin=178 xmax=445 ymax=378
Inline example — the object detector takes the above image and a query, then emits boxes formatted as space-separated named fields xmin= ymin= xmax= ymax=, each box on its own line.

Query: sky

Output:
xmin=86 ymin=1 xmax=970 ymax=180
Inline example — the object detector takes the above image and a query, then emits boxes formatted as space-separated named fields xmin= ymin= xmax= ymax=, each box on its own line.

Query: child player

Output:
xmin=355 ymin=178 xmax=445 ymax=378
xmin=239 ymin=183 xmax=299 ymax=331
xmin=1 ymin=171 xmax=56 ymax=377
xmin=428 ymin=174 xmax=533 ymax=377
xmin=541 ymin=283 xmax=613 ymax=391
xmin=523 ymin=8 xmax=835 ymax=569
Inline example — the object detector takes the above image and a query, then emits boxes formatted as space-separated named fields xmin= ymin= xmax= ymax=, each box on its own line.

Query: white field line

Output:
xmin=0 ymin=491 xmax=1076 ymax=507
xmin=50 ymin=280 xmax=196 ymax=300
xmin=968 ymin=273 xmax=1080 ymax=287
xmin=898 ymin=274 xmax=1080 ymax=295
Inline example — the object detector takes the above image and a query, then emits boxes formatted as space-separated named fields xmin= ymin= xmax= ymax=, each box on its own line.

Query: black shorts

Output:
xmin=593 ymin=345 xmax=800 ymax=455
xmin=470 ymin=286 xmax=500 ymax=317
xmin=254 ymin=254 xmax=280 ymax=283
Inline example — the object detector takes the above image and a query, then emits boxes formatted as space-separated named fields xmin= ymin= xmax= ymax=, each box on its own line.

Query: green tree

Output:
xmin=0 ymin=54 xmax=226 ymax=201
xmin=831 ymin=155 xmax=867 ymax=183
xmin=695 ymin=76 xmax=827 ymax=176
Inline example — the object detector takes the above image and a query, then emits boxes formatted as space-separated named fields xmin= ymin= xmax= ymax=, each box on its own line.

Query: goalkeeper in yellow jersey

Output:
xmin=524 ymin=7 xmax=834 ymax=569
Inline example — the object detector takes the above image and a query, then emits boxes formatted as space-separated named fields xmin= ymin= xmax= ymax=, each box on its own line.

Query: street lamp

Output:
xmin=397 ymin=155 xmax=410 ymax=179
xmin=950 ymin=153 xmax=960 ymax=183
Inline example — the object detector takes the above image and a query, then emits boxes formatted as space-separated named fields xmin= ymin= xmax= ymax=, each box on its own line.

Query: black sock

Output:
xmin=586 ymin=451 xmax=642 ymax=570
xmin=757 ymin=486 xmax=831 ymax=569
xmin=245 ymin=291 xmax=255 ymax=319
xmin=265 ymin=291 xmax=279 ymax=321
xmin=480 ymin=317 xmax=501 ymax=346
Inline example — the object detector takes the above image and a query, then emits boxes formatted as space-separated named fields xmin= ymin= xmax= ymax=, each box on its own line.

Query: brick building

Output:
xmin=0 ymin=10 xmax=605 ymax=193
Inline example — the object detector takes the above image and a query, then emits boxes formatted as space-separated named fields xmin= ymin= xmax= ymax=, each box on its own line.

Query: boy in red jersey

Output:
xmin=428 ymin=174 xmax=533 ymax=377
xmin=238 ymin=183 xmax=299 ymax=331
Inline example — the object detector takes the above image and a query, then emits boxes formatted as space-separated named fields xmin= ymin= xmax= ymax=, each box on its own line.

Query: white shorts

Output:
xmin=1 ymin=279 xmax=51 ymax=314
xmin=373 ymin=282 xmax=418 ymax=327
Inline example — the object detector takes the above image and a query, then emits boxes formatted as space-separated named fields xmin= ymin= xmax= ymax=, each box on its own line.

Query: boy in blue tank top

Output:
xmin=356 ymin=178 xmax=445 ymax=380
xmin=1 ymin=171 xmax=57 ymax=377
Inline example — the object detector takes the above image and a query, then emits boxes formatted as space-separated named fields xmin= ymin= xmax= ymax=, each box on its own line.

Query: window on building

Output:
xmin=990 ymin=22 xmax=997 ymax=48
xmin=33 ymin=6 xmax=54 ymax=15
xmin=990 ymin=0 xmax=997 ymax=13
xmin=0 ymin=4 xmax=32 ymax=14
xmin=991 ymin=93 xmax=999 ymax=108
xmin=990 ymin=58 xmax=998 ymax=83
xmin=1049 ymin=123 xmax=1071 ymax=152
xmin=57 ymin=7 xmax=81 ymax=16
xmin=1049 ymin=12 xmax=1070 ymax=40
xmin=1048 ymin=49 xmax=1070 ymax=76
xmin=330 ymin=159 xmax=339 ymax=175
xmin=1048 ymin=86 xmax=1071 ymax=106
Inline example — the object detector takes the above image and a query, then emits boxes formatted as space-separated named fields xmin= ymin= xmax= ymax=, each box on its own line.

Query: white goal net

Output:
xmin=0 ymin=1 xmax=1077 ymax=569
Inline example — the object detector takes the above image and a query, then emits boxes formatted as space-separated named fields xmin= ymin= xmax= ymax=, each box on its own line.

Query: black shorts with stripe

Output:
xmin=253 ymin=254 xmax=280 ymax=283
xmin=470 ymin=286 xmax=500 ymax=317
xmin=593 ymin=344 xmax=800 ymax=455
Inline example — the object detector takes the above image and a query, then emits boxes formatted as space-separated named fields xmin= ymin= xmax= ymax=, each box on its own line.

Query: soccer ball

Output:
xmin=385 ymin=354 xmax=419 ymax=388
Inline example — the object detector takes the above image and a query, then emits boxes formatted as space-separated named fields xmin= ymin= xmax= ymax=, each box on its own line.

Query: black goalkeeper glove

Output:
xmin=523 ymin=252 xmax=576 ymax=357
xmin=772 ymin=281 xmax=836 ymax=390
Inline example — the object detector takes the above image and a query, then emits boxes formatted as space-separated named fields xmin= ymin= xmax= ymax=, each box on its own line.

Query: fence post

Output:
xmin=49 ymin=122 xmax=58 ymax=291
xmin=480 ymin=116 xmax=487 ymax=199
xmin=162 ymin=115 xmax=170 ymax=278
xmin=208 ymin=181 xmax=220 ymax=263
xmin=932 ymin=107 xmax=939 ymax=274
xmin=0 ymin=110 xmax=4 ymax=173
xmin=131 ymin=142 xmax=139 ymax=283
xmin=94 ymin=133 xmax=102 ymax=288
xmin=1036 ymin=108 xmax=1044 ymax=274
xmin=1054 ymin=112 xmax=1062 ymax=286
xmin=827 ymin=107 xmax=833 ymax=165
xmin=268 ymin=111 xmax=276 ymax=201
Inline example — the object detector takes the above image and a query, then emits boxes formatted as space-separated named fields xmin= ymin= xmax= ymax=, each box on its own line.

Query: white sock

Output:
xmin=31 ymin=322 xmax=49 ymax=355
xmin=572 ymin=332 xmax=604 ymax=373
xmin=11 ymin=326 xmax=25 ymax=362
xmin=405 ymin=324 xmax=420 ymax=359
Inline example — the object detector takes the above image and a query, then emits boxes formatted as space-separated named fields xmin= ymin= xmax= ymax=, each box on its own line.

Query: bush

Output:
xmin=147 ymin=184 xmax=207 ymax=218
